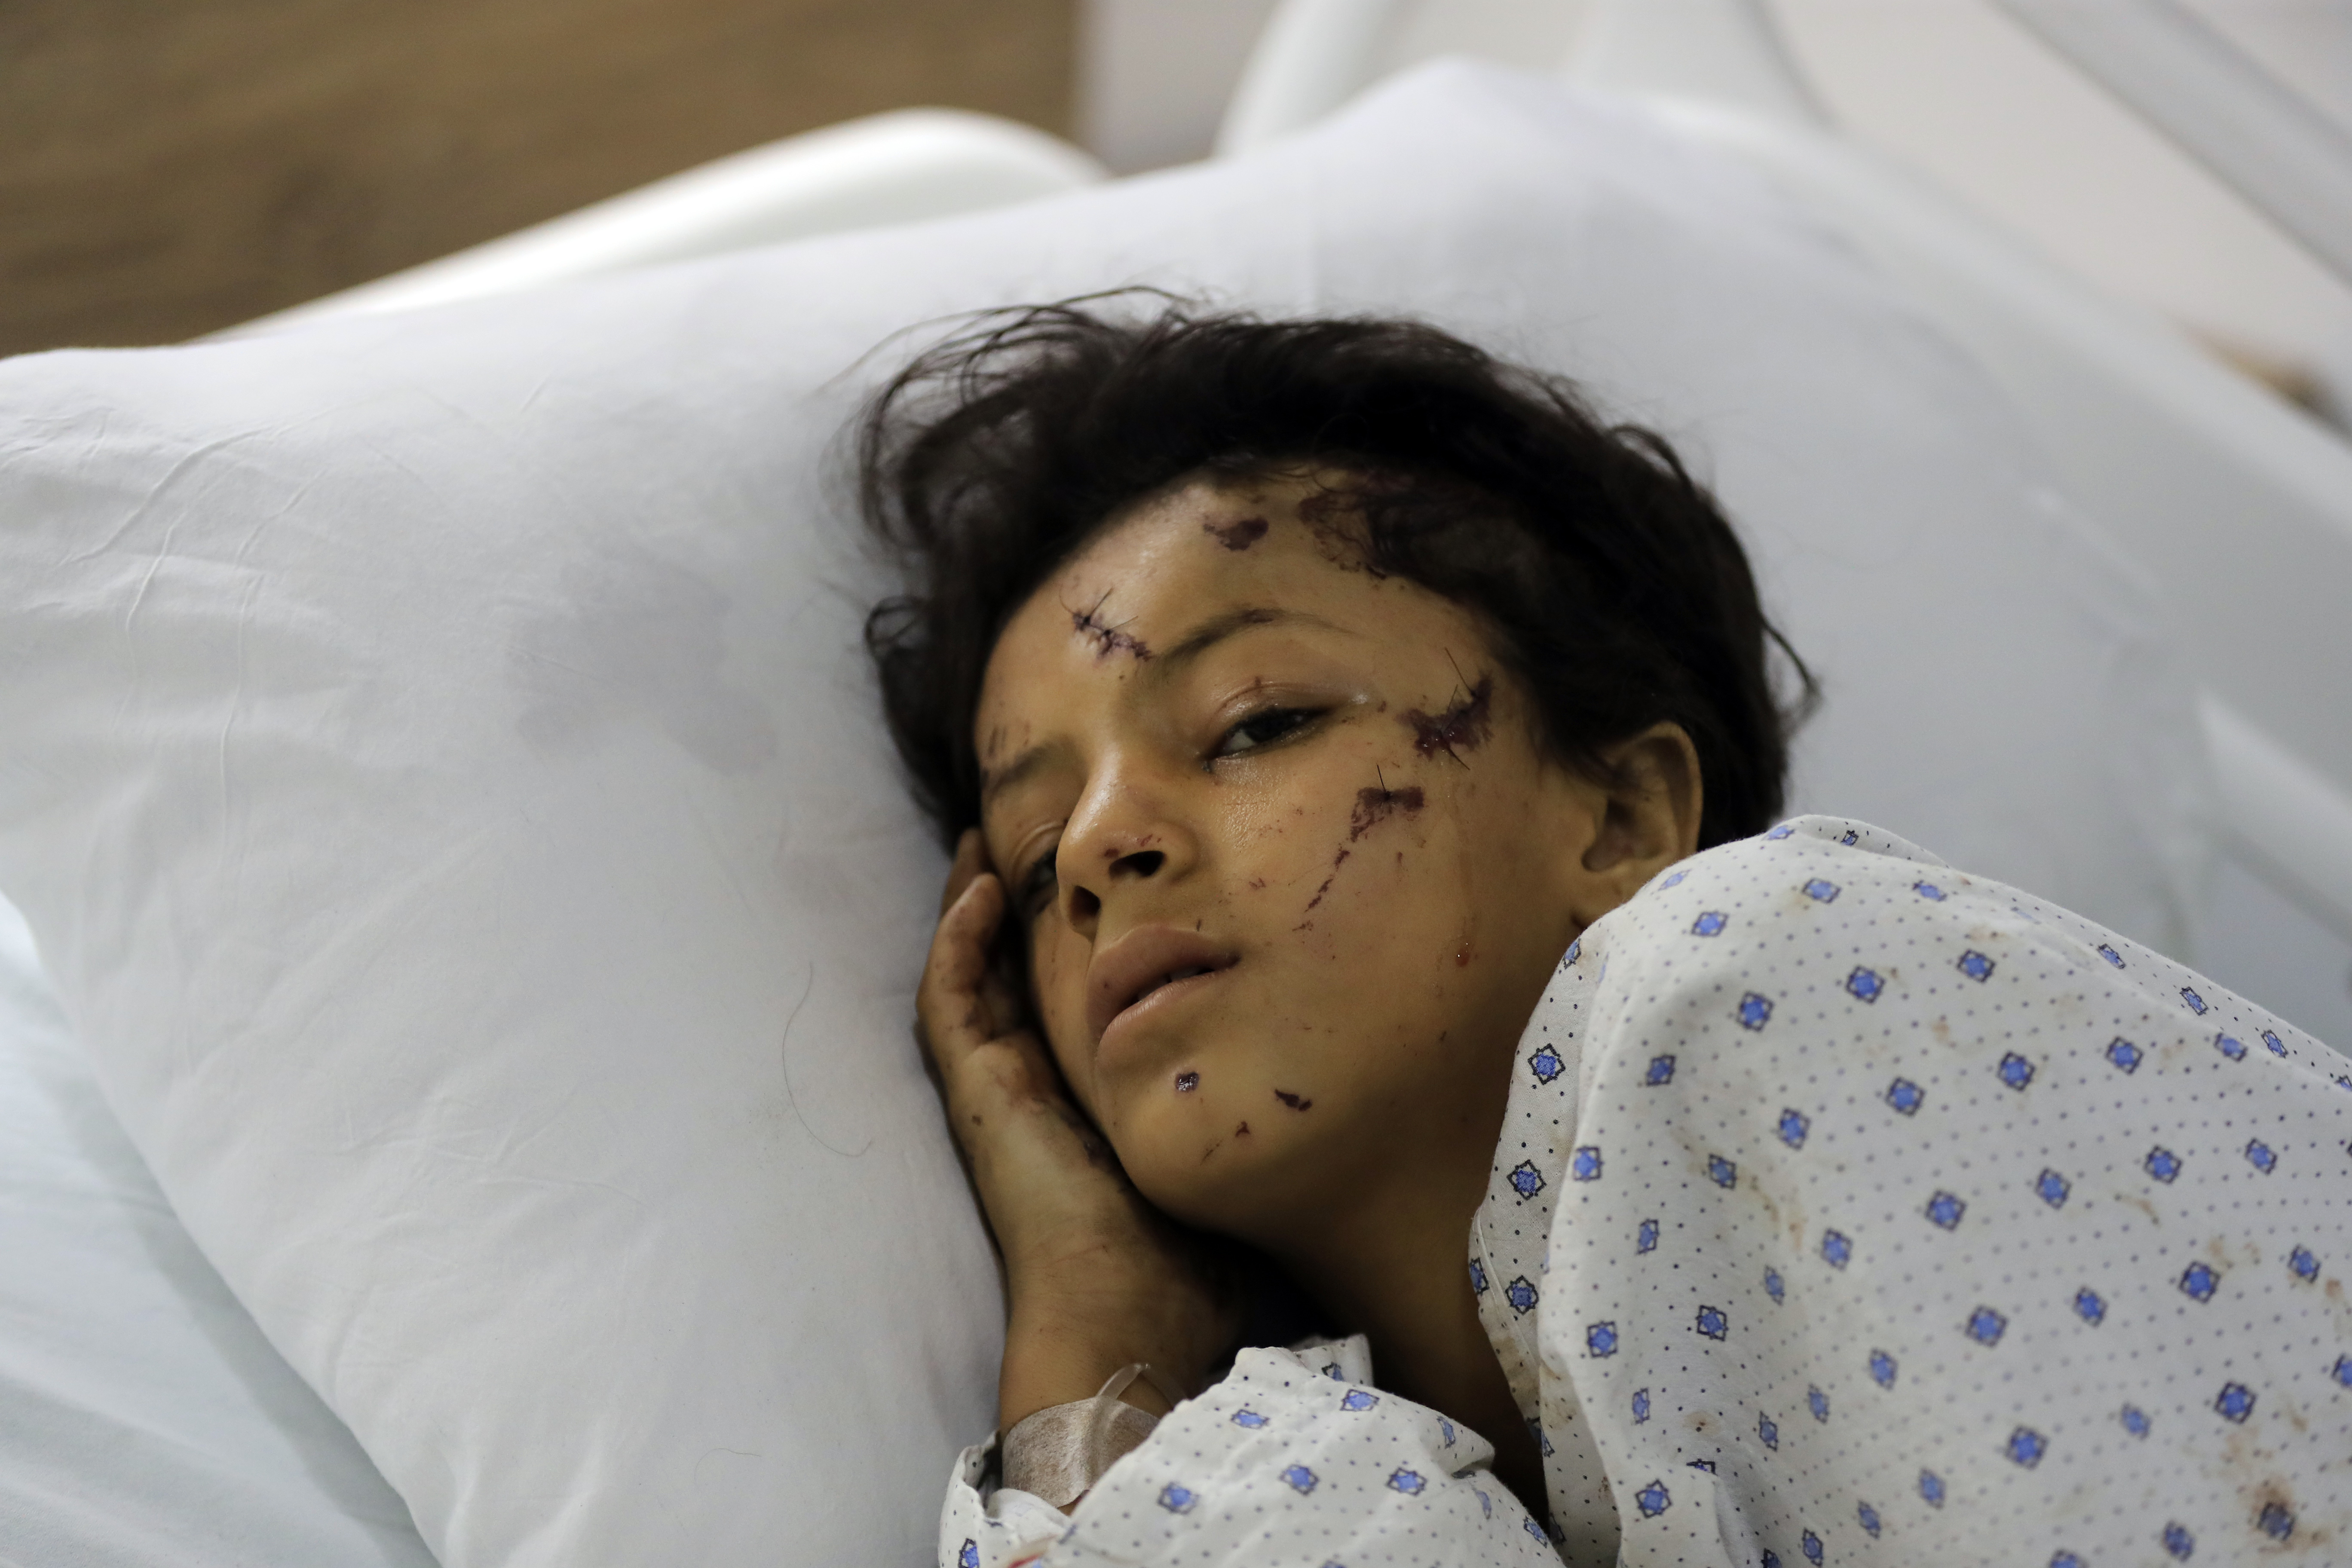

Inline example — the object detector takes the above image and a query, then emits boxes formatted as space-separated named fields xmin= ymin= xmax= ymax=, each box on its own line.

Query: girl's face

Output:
xmin=974 ymin=472 xmax=1695 ymax=1241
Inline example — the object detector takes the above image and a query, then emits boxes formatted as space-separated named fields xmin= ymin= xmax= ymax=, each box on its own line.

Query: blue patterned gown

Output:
xmin=941 ymin=817 xmax=2352 ymax=1566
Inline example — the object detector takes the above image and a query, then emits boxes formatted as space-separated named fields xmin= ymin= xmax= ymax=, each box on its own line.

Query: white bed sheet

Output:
xmin=0 ymin=893 xmax=432 ymax=1568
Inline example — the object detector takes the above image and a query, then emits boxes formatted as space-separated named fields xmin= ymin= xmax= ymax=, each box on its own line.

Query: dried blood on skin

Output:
xmin=1295 ymin=489 xmax=1390 ymax=579
xmin=1348 ymin=783 xmax=1425 ymax=840
xmin=1403 ymin=676 xmax=1492 ymax=763
xmin=1203 ymin=516 xmax=1269 ymax=551
xmin=1299 ymin=848 xmax=1350 ymax=916
xmin=1294 ymin=777 xmax=1421 ymax=927
xmin=1295 ymin=769 xmax=1423 ymax=925
xmin=1273 ymin=1089 xmax=1313 ymax=1111
xmin=1069 ymin=593 xmax=1152 ymax=661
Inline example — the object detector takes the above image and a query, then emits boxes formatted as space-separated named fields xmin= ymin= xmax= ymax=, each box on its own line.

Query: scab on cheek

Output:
xmin=1298 ymin=848 xmax=1349 ymax=920
xmin=1401 ymin=674 xmax=1493 ymax=763
xmin=1348 ymin=782 xmax=1425 ymax=841
xmin=1297 ymin=772 xmax=1425 ymax=929
xmin=1174 ymin=1071 xmax=1199 ymax=1093
xmin=1273 ymin=1088 xmax=1313 ymax=1112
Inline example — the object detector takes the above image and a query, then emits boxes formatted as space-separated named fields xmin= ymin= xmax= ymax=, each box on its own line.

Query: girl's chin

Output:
xmin=1121 ymin=1096 xmax=1333 ymax=1222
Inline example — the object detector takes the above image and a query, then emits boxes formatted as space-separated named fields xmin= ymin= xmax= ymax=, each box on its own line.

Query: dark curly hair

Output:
xmin=859 ymin=297 xmax=1813 ymax=850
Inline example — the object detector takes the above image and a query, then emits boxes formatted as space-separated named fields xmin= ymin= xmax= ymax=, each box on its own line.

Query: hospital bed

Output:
xmin=4 ymin=3 xmax=2350 ymax=1562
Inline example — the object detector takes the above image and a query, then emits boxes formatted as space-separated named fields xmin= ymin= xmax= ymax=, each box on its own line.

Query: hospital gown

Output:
xmin=941 ymin=816 xmax=2352 ymax=1566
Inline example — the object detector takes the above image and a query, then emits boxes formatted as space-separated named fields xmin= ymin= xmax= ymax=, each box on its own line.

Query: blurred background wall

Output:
xmin=0 ymin=0 xmax=1073 ymax=355
xmin=7 ymin=0 xmax=2351 ymax=404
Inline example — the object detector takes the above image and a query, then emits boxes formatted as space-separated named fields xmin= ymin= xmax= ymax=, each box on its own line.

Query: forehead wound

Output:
xmin=1069 ymin=589 xmax=1153 ymax=662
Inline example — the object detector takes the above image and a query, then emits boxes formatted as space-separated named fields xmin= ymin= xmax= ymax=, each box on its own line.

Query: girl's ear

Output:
xmin=1564 ymin=722 xmax=1704 ymax=932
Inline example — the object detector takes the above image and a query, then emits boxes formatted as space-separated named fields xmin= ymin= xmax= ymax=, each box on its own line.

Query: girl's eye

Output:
xmin=1213 ymin=706 xmax=1321 ymax=760
xmin=1017 ymin=847 xmax=1060 ymax=920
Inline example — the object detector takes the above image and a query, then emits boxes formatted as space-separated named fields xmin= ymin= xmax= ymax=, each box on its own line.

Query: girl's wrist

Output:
xmin=997 ymin=1308 xmax=1200 ymax=1430
xmin=998 ymin=1344 xmax=1170 ymax=1433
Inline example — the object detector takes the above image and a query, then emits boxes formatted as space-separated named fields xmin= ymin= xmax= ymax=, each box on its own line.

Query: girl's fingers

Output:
xmin=977 ymin=949 xmax=1030 ymax=1040
xmin=918 ymin=869 xmax=1009 ymax=1071
xmin=921 ymin=832 xmax=1097 ymax=1179
xmin=939 ymin=827 xmax=989 ymax=917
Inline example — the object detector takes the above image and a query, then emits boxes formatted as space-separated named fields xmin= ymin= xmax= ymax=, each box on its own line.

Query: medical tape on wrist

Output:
xmin=1000 ymin=1362 xmax=1185 ymax=1508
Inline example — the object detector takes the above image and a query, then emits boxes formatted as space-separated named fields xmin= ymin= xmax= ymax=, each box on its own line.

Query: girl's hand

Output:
xmin=919 ymin=830 xmax=1241 ymax=1430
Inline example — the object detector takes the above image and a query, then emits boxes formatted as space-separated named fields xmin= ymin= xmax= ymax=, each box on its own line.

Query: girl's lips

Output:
xmin=1086 ymin=926 xmax=1237 ymax=1051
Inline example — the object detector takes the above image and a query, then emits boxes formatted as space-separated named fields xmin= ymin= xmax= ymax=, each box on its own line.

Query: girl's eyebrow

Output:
xmin=1152 ymin=605 xmax=1349 ymax=673
xmin=981 ymin=606 xmax=1353 ymax=805
xmin=980 ymin=741 xmax=1061 ymax=808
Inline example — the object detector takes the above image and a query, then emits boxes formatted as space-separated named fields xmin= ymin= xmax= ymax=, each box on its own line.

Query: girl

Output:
xmin=860 ymin=302 xmax=2350 ymax=1567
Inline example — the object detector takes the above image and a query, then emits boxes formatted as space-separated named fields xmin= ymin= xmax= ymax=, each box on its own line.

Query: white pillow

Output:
xmin=0 ymin=896 xmax=435 ymax=1567
xmin=0 ymin=62 xmax=2206 ymax=1568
